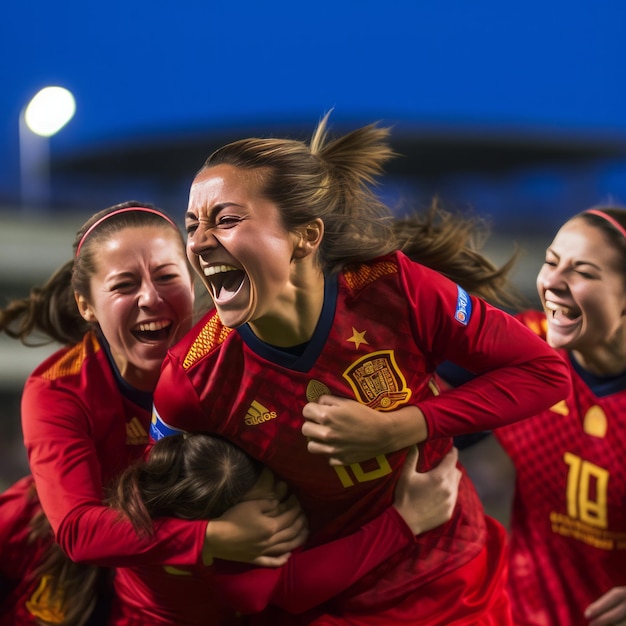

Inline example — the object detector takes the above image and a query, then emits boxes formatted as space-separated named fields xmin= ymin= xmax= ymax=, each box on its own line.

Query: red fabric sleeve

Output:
xmin=210 ymin=507 xmax=414 ymax=614
xmin=399 ymin=258 xmax=570 ymax=439
xmin=21 ymin=377 xmax=206 ymax=568
xmin=0 ymin=476 xmax=40 ymax=579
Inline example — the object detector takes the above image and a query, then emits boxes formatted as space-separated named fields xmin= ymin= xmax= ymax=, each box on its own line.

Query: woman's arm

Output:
xmin=210 ymin=446 xmax=461 ymax=614
xmin=23 ymin=378 xmax=306 ymax=568
xmin=302 ymin=269 xmax=570 ymax=465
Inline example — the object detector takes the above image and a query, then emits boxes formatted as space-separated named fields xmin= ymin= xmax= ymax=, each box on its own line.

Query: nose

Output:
xmin=187 ymin=223 xmax=220 ymax=257
xmin=538 ymin=264 xmax=566 ymax=293
xmin=138 ymin=280 xmax=162 ymax=308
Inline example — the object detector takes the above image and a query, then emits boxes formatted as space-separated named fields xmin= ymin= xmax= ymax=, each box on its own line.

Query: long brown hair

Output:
xmin=200 ymin=112 xmax=520 ymax=307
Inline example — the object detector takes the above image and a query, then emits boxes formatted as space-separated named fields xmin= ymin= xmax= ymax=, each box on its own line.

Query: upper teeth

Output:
xmin=545 ymin=301 xmax=572 ymax=316
xmin=204 ymin=264 xmax=237 ymax=277
xmin=137 ymin=320 xmax=169 ymax=332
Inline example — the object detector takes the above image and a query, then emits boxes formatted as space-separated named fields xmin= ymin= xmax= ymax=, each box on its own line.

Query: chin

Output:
xmin=546 ymin=333 xmax=573 ymax=352
xmin=215 ymin=307 xmax=250 ymax=330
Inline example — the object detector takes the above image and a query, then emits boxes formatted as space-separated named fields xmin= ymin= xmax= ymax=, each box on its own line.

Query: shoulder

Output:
xmin=168 ymin=309 xmax=236 ymax=371
xmin=28 ymin=332 xmax=103 ymax=382
xmin=22 ymin=332 xmax=116 ymax=411
xmin=341 ymin=251 xmax=438 ymax=291
xmin=341 ymin=252 xmax=401 ymax=290
xmin=0 ymin=476 xmax=39 ymax=533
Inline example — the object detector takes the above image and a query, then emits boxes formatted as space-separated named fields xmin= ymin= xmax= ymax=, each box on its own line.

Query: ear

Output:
xmin=293 ymin=219 xmax=324 ymax=259
xmin=75 ymin=292 xmax=97 ymax=322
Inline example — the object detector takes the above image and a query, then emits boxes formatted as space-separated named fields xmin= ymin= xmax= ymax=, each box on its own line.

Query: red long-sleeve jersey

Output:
xmin=496 ymin=310 xmax=626 ymax=626
xmin=152 ymin=251 xmax=571 ymax=624
xmin=21 ymin=332 xmax=207 ymax=569
xmin=19 ymin=331 xmax=421 ymax=625
xmin=109 ymin=506 xmax=415 ymax=625
xmin=0 ymin=475 xmax=57 ymax=625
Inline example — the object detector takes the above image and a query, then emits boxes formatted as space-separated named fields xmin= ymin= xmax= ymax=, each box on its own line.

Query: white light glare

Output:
xmin=24 ymin=86 xmax=76 ymax=137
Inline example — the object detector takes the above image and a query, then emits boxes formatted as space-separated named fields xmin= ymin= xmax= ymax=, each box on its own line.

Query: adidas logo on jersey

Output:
xmin=126 ymin=416 xmax=149 ymax=445
xmin=245 ymin=400 xmax=277 ymax=426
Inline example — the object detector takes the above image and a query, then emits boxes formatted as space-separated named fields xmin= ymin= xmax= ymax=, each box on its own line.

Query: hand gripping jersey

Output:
xmin=152 ymin=251 xmax=571 ymax=625
xmin=496 ymin=310 xmax=626 ymax=626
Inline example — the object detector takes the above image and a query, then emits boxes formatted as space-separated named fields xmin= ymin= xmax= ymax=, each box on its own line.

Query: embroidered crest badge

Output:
xmin=343 ymin=350 xmax=411 ymax=410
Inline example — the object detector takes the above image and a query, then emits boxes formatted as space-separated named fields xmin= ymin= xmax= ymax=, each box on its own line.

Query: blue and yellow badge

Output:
xmin=454 ymin=285 xmax=472 ymax=326
xmin=150 ymin=406 xmax=185 ymax=441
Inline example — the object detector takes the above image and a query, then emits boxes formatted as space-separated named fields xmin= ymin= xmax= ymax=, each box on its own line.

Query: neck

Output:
xmin=249 ymin=266 xmax=325 ymax=347
xmin=572 ymin=334 xmax=626 ymax=376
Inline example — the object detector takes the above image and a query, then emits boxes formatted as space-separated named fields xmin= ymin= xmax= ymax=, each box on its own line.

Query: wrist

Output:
xmin=202 ymin=520 xmax=218 ymax=565
xmin=388 ymin=405 xmax=428 ymax=451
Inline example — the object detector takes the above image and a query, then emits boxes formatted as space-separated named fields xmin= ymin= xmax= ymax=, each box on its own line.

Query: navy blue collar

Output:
xmin=237 ymin=274 xmax=338 ymax=372
xmin=96 ymin=329 xmax=153 ymax=410
xmin=570 ymin=353 xmax=626 ymax=398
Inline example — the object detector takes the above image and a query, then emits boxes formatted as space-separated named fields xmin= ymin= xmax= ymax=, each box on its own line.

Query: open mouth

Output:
xmin=131 ymin=320 xmax=172 ymax=342
xmin=204 ymin=264 xmax=246 ymax=302
xmin=545 ymin=301 xmax=580 ymax=322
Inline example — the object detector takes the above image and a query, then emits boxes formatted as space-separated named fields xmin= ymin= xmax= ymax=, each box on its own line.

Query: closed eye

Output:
xmin=216 ymin=215 xmax=242 ymax=229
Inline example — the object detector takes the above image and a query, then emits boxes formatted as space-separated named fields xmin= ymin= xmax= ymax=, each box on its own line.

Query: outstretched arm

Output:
xmin=211 ymin=446 xmax=461 ymax=614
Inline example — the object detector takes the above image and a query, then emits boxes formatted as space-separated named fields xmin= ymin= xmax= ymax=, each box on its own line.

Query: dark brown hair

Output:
xmin=577 ymin=206 xmax=626 ymax=276
xmin=109 ymin=434 xmax=263 ymax=536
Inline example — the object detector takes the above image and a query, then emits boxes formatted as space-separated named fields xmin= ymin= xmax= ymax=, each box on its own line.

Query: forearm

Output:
xmin=210 ymin=507 xmax=413 ymax=615
xmin=420 ymin=355 xmax=569 ymax=439
xmin=387 ymin=404 xmax=429 ymax=449
xmin=56 ymin=503 xmax=206 ymax=567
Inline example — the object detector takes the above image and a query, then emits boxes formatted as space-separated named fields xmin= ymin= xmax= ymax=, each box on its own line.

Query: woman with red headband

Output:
xmin=0 ymin=202 xmax=305 ymax=624
xmin=492 ymin=207 xmax=626 ymax=626
xmin=438 ymin=206 xmax=626 ymax=625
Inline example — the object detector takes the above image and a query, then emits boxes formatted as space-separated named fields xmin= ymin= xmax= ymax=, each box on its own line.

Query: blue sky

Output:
xmin=2 ymin=0 xmax=626 ymax=210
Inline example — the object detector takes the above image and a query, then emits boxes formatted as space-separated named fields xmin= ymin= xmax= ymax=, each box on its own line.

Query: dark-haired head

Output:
xmin=110 ymin=434 xmax=265 ymax=535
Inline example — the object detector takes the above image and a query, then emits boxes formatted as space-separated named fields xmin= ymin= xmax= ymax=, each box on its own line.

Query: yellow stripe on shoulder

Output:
xmin=41 ymin=333 xmax=100 ymax=381
xmin=183 ymin=315 xmax=233 ymax=370
xmin=343 ymin=259 xmax=398 ymax=291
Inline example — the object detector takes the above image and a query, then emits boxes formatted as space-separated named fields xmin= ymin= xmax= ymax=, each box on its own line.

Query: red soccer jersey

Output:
xmin=19 ymin=331 xmax=426 ymax=626
xmin=496 ymin=310 xmax=626 ymax=626
xmin=109 ymin=506 xmax=416 ymax=625
xmin=153 ymin=252 xmax=570 ymax=624
xmin=20 ymin=332 xmax=228 ymax=624
xmin=0 ymin=475 xmax=57 ymax=625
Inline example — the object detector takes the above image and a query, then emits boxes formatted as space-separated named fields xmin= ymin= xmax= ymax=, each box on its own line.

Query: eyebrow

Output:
xmin=546 ymin=247 xmax=602 ymax=271
xmin=185 ymin=202 xmax=242 ymax=221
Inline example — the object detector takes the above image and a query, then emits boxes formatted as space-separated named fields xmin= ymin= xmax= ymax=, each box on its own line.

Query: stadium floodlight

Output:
xmin=19 ymin=86 xmax=76 ymax=209
xmin=24 ymin=86 xmax=76 ymax=137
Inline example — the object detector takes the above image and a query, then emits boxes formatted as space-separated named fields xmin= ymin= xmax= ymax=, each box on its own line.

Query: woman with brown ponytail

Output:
xmin=150 ymin=113 xmax=571 ymax=625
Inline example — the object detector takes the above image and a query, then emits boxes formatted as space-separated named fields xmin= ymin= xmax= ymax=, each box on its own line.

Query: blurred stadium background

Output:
xmin=2 ymin=0 xmax=626 ymax=521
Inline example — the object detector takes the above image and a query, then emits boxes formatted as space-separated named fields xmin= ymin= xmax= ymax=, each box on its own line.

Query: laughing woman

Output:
xmin=494 ymin=207 xmax=626 ymax=626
